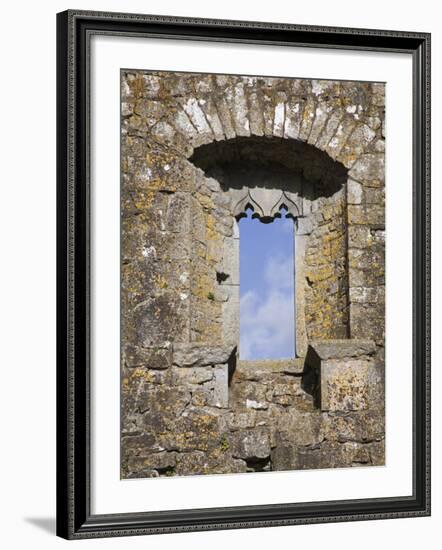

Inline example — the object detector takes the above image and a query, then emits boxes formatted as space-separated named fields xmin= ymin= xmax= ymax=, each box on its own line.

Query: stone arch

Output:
xmin=187 ymin=135 xmax=349 ymax=358
xmin=122 ymin=69 xmax=385 ymax=353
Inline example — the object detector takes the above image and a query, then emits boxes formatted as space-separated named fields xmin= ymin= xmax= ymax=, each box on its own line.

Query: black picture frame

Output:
xmin=56 ymin=9 xmax=431 ymax=540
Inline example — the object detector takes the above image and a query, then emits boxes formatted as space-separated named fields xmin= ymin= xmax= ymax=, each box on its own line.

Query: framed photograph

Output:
xmin=56 ymin=9 xmax=431 ymax=539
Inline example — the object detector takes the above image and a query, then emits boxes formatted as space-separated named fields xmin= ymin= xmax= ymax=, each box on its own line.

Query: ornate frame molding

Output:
xmin=56 ymin=9 xmax=430 ymax=539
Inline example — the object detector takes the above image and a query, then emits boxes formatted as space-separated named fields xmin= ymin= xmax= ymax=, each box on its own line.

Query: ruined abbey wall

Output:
xmin=121 ymin=71 xmax=385 ymax=478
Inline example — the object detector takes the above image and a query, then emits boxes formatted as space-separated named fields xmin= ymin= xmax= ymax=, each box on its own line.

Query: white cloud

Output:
xmin=264 ymin=255 xmax=294 ymax=290
xmin=240 ymin=287 xmax=295 ymax=360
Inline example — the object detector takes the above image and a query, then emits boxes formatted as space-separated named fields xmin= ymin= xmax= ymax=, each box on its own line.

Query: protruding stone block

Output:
xmin=320 ymin=358 xmax=379 ymax=412
xmin=305 ymin=340 xmax=379 ymax=412
xmin=173 ymin=344 xmax=235 ymax=367
xmin=231 ymin=428 xmax=271 ymax=460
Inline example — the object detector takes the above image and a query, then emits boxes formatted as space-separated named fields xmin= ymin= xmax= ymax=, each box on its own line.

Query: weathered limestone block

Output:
xmin=307 ymin=339 xmax=376 ymax=360
xmin=225 ymin=81 xmax=250 ymax=137
xmin=138 ymin=385 xmax=191 ymax=416
xmin=261 ymin=90 xmax=275 ymax=136
xmin=212 ymin=364 xmax=229 ymax=408
xmin=337 ymin=123 xmax=376 ymax=168
xmin=305 ymin=340 xmax=380 ymax=412
xmin=236 ymin=359 xmax=305 ymax=378
xmin=231 ymin=379 xmax=269 ymax=411
xmin=173 ymin=343 xmax=234 ymax=367
xmin=348 ymin=225 xmax=373 ymax=248
xmin=348 ymin=246 xmax=385 ymax=279
xmin=326 ymin=117 xmax=357 ymax=159
xmin=226 ymin=411 xmax=257 ymax=431
xmin=311 ymin=79 xmax=340 ymax=98
xmin=214 ymin=96 xmax=236 ymax=140
xmin=347 ymin=178 xmax=363 ymax=205
xmin=158 ymin=409 xmax=222 ymax=452
xmin=349 ymin=286 xmax=384 ymax=304
xmin=124 ymin=345 xmax=172 ymax=370
xmin=247 ymin=91 xmax=265 ymax=136
xmin=284 ymin=97 xmax=304 ymax=139
xmin=273 ymin=92 xmax=287 ymax=137
xmin=131 ymin=98 xmax=168 ymax=126
xmin=133 ymin=292 xmax=190 ymax=347
xmin=350 ymin=305 xmax=385 ymax=345
xmin=245 ymin=398 xmax=268 ymax=411
xmin=308 ymin=102 xmax=333 ymax=145
xmin=348 ymin=204 xmax=385 ymax=227
xmin=297 ymin=440 xmax=374 ymax=469
xmin=299 ymin=97 xmax=316 ymax=141
xmin=180 ymin=97 xmax=214 ymax=145
xmin=127 ymin=451 xmax=177 ymax=477
xmin=231 ymin=428 xmax=271 ymax=460
xmin=175 ymin=451 xmax=247 ymax=476
xmin=197 ymin=96 xmax=225 ymax=141
xmin=277 ymin=410 xmax=323 ymax=447
xmin=371 ymin=83 xmax=386 ymax=106
xmin=218 ymin=235 xmax=239 ymax=284
xmin=221 ymin=285 xmax=240 ymax=345
xmin=321 ymin=410 xmax=384 ymax=443
xmin=172 ymin=108 xmax=198 ymax=139
xmin=170 ymin=365 xmax=214 ymax=385
xmin=166 ymin=191 xmax=191 ymax=234
xmin=315 ymin=109 xmax=344 ymax=151
xmin=121 ymin=433 xmax=161 ymax=457
xmin=271 ymin=444 xmax=298 ymax=471
xmin=348 ymin=153 xmax=385 ymax=186
xmin=364 ymin=186 xmax=385 ymax=205
xmin=368 ymin=439 xmax=385 ymax=466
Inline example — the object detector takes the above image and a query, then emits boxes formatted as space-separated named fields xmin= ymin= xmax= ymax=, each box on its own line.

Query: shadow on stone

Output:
xmin=189 ymin=136 xmax=348 ymax=200
xmin=227 ymin=346 xmax=238 ymax=386
xmin=301 ymin=347 xmax=321 ymax=409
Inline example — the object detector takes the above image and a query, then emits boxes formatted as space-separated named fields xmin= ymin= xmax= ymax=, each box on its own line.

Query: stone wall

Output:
xmin=121 ymin=71 xmax=385 ymax=478
xmin=122 ymin=341 xmax=384 ymax=477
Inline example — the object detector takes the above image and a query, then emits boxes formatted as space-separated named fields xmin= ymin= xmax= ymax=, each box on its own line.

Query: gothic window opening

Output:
xmin=239 ymin=206 xmax=295 ymax=360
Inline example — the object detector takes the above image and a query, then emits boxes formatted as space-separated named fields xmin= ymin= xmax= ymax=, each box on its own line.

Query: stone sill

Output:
xmin=308 ymin=339 xmax=376 ymax=361
xmin=237 ymin=358 xmax=304 ymax=375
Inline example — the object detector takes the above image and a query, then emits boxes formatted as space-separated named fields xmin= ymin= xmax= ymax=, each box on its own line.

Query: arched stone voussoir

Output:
xmin=176 ymin=97 xmax=217 ymax=148
xmin=272 ymin=91 xmax=288 ymax=138
xmin=283 ymin=96 xmax=305 ymax=141
xmin=325 ymin=116 xmax=358 ymax=161
xmin=307 ymin=102 xmax=335 ymax=147
xmin=223 ymin=80 xmax=251 ymax=138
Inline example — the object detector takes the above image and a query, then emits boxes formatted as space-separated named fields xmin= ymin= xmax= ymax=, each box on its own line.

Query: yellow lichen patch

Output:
xmin=154 ymin=274 xmax=168 ymax=290
xmin=191 ymin=277 xmax=214 ymax=299
xmin=338 ymin=150 xmax=358 ymax=168
xmin=130 ymin=367 xmax=156 ymax=384
xmin=205 ymin=213 xmax=220 ymax=244
xmin=128 ymin=75 xmax=145 ymax=98
xmin=305 ymin=265 xmax=334 ymax=283
xmin=196 ymin=193 xmax=214 ymax=211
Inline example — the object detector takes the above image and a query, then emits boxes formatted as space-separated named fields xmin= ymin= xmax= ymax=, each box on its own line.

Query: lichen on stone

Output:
xmin=120 ymin=70 xmax=385 ymax=479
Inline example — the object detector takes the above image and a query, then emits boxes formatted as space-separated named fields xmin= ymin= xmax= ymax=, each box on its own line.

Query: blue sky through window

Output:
xmin=239 ymin=211 xmax=295 ymax=360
